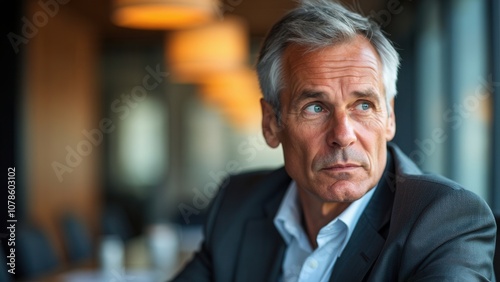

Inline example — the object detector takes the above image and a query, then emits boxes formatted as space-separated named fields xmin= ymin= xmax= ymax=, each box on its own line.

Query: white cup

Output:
xmin=99 ymin=235 xmax=125 ymax=275
xmin=147 ymin=223 xmax=180 ymax=279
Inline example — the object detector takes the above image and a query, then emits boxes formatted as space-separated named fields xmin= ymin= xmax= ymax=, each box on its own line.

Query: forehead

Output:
xmin=282 ymin=35 xmax=383 ymax=89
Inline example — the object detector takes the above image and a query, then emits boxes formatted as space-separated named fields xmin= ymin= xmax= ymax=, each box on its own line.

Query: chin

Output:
xmin=322 ymin=180 xmax=371 ymax=203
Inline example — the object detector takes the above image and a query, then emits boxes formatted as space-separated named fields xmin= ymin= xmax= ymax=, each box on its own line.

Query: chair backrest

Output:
xmin=0 ymin=245 xmax=13 ymax=282
xmin=61 ymin=213 xmax=93 ymax=263
xmin=101 ymin=204 xmax=133 ymax=242
xmin=16 ymin=224 xmax=59 ymax=280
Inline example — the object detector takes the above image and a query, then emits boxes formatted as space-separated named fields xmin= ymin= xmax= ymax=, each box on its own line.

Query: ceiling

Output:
xmin=64 ymin=0 xmax=397 ymax=42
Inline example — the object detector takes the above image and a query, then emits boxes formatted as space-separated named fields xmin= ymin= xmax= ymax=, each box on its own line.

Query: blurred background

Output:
xmin=1 ymin=0 xmax=500 ymax=281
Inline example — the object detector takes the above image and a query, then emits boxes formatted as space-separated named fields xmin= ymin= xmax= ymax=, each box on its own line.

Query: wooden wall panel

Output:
xmin=24 ymin=0 xmax=101 ymax=264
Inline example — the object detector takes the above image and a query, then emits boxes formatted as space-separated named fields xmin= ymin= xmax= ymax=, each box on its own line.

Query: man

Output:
xmin=172 ymin=0 xmax=497 ymax=281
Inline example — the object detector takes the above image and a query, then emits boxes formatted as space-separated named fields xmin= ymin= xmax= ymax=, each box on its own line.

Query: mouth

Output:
xmin=321 ymin=163 xmax=362 ymax=172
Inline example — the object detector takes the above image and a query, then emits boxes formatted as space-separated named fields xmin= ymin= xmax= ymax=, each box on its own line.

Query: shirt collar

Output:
xmin=317 ymin=184 xmax=376 ymax=248
xmin=273 ymin=182 xmax=303 ymax=245
xmin=274 ymin=180 xmax=377 ymax=250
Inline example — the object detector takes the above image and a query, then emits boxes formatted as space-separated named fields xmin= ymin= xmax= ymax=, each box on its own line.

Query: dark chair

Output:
xmin=0 ymin=244 xmax=13 ymax=282
xmin=101 ymin=204 xmax=134 ymax=242
xmin=16 ymin=224 xmax=59 ymax=280
xmin=61 ymin=213 xmax=93 ymax=264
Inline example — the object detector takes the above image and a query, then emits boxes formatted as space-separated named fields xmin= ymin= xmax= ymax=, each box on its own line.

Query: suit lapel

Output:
xmin=234 ymin=170 xmax=289 ymax=282
xmin=329 ymin=216 xmax=387 ymax=282
xmin=235 ymin=216 xmax=286 ymax=282
xmin=330 ymin=152 xmax=396 ymax=282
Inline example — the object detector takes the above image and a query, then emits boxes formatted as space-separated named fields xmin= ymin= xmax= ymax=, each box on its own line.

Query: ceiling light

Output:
xmin=166 ymin=16 xmax=248 ymax=82
xmin=112 ymin=0 xmax=219 ymax=29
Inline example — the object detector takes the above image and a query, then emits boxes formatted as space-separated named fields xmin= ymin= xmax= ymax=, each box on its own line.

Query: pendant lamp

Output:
xmin=166 ymin=16 xmax=249 ymax=82
xmin=112 ymin=0 xmax=219 ymax=29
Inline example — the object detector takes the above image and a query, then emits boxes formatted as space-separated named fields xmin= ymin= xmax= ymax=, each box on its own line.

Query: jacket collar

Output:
xmin=329 ymin=148 xmax=396 ymax=281
xmin=330 ymin=143 xmax=422 ymax=281
xmin=234 ymin=168 xmax=290 ymax=282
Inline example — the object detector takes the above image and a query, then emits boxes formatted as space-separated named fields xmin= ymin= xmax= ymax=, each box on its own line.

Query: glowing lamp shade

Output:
xmin=112 ymin=0 xmax=218 ymax=29
xmin=199 ymin=69 xmax=262 ymax=130
xmin=166 ymin=16 xmax=249 ymax=82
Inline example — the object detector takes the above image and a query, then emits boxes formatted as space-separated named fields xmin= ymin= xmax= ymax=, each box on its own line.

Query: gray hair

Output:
xmin=256 ymin=0 xmax=400 ymax=120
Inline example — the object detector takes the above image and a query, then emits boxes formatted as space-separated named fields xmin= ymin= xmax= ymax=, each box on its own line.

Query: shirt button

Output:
xmin=308 ymin=258 xmax=319 ymax=269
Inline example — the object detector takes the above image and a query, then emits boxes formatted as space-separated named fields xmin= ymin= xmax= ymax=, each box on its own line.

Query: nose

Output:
xmin=327 ymin=111 xmax=357 ymax=148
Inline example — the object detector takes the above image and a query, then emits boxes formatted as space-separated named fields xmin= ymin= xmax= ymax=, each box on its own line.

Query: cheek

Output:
xmin=354 ymin=119 xmax=389 ymax=162
xmin=355 ymin=113 xmax=387 ymax=128
xmin=354 ymin=111 xmax=390 ymax=134
xmin=280 ymin=124 xmax=323 ymax=161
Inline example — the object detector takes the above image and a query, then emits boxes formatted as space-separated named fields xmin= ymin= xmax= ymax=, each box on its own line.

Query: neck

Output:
xmin=298 ymin=189 xmax=351 ymax=249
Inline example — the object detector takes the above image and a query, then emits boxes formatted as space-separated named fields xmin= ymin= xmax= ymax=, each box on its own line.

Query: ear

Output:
xmin=261 ymin=99 xmax=281 ymax=148
xmin=386 ymin=99 xmax=396 ymax=141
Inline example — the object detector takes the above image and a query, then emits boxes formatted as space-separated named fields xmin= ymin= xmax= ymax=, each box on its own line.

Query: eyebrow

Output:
xmin=291 ymin=90 xmax=328 ymax=109
xmin=292 ymin=88 xmax=381 ymax=109
xmin=297 ymin=90 xmax=328 ymax=100
xmin=352 ymin=89 xmax=381 ymax=102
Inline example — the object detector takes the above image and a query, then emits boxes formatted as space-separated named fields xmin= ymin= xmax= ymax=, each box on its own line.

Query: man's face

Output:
xmin=262 ymin=35 xmax=396 ymax=203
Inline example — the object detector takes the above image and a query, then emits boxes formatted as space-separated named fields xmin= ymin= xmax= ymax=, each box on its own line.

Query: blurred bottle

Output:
xmin=146 ymin=223 xmax=180 ymax=281
xmin=99 ymin=235 xmax=125 ymax=278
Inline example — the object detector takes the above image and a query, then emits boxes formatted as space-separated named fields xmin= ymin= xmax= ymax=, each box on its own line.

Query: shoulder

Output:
xmin=391 ymin=174 xmax=497 ymax=281
xmin=203 ymin=167 xmax=289 ymax=224
xmin=224 ymin=168 xmax=278 ymax=189
xmin=395 ymin=165 xmax=492 ymax=216
xmin=399 ymin=176 xmax=493 ymax=223
xmin=202 ymin=167 xmax=289 ymax=251
xmin=388 ymin=142 xmax=487 ymax=206
xmin=388 ymin=143 xmax=494 ymax=227
xmin=396 ymin=160 xmax=487 ymax=209
xmin=215 ymin=167 xmax=290 ymax=212
xmin=399 ymin=171 xmax=466 ymax=195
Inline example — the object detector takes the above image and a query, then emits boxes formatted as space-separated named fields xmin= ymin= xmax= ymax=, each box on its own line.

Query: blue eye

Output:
xmin=357 ymin=102 xmax=371 ymax=111
xmin=305 ymin=104 xmax=323 ymax=113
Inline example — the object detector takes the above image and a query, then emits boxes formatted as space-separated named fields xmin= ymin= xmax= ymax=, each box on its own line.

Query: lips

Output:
xmin=323 ymin=163 xmax=361 ymax=171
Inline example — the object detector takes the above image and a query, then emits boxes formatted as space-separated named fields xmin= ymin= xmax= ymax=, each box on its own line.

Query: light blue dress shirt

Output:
xmin=274 ymin=181 xmax=376 ymax=282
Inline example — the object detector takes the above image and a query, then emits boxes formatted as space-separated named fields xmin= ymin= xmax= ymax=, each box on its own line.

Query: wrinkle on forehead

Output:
xmin=282 ymin=36 xmax=384 ymax=102
xmin=285 ymin=50 xmax=381 ymax=81
xmin=284 ymin=36 xmax=385 ymax=110
xmin=288 ymin=64 xmax=380 ymax=85
xmin=288 ymin=57 xmax=380 ymax=74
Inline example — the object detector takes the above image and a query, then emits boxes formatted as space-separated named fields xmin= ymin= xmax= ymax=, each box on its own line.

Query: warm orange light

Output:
xmin=166 ymin=16 xmax=249 ymax=82
xmin=200 ymin=69 xmax=260 ymax=102
xmin=199 ymin=69 xmax=262 ymax=131
xmin=112 ymin=0 xmax=218 ymax=29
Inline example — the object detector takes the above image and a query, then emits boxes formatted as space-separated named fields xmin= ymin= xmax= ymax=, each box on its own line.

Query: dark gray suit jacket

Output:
xmin=172 ymin=143 xmax=496 ymax=281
